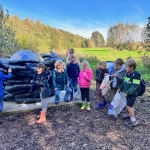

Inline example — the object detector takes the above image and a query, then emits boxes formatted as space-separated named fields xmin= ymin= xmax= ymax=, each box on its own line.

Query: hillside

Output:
xmin=7 ymin=15 xmax=87 ymax=53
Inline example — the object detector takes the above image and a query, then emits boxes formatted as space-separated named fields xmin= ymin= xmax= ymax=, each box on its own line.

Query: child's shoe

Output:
xmin=87 ymin=103 xmax=91 ymax=112
xmin=80 ymin=102 xmax=86 ymax=110
xmin=103 ymin=100 xmax=107 ymax=106
xmin=125 ymin=120 xmax=139 ymax=127
xmin=97 ymin=103 xmax=103 ymax=110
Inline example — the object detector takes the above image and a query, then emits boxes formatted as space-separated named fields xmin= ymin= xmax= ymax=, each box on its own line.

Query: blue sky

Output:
xmin=0 ymin=0 xmax=149 ymax=40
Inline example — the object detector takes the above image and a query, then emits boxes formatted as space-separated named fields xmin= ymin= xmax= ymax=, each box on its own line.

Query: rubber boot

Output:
xmin=80 ymin=102 xmax=86 ymax=110
xmin=36 ymin=111 xmax=47 ymax=119
xmin=87 ymin=102 xmax=91 ymax=112
xmin=36 ymin=111 xmax=46 ymax=123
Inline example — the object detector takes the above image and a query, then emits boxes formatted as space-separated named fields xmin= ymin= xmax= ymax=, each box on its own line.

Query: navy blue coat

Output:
xmin=67 ymin=63 xmax=80 ymax=78
xmin=0 ymin=72 xmax=12 ymax=98
xmin=30 ymin=71 xmax=51 ymax=98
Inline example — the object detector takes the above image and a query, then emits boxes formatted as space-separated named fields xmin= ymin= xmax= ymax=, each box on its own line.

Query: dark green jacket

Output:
xmin=119 ymin=71 xmax=140 ymax=96
xmin=52 ymin=69 xmax=69 ymax=90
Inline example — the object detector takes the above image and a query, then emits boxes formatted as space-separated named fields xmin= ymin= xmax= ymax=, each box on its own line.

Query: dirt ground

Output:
xmin=0 ymin=89 xmax=150 ymax=150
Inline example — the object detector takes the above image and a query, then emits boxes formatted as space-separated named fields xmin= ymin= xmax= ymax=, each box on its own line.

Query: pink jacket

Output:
xmin=79 ymin=69 xmax=93 ymax=88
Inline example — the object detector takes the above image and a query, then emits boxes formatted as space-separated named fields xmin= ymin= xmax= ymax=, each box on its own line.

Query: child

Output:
xmin=0 ymin=68 xmax=12 ymax=124
xmin=30 ymin=63 xmax=51 ymax=124
xmin=109 ymin=58 xmax=126 ymax=101
xmin=95 ymin=61 xmax=109 ymax=109
xmin=52 ymin=60 xmax=72 ymax=104
xmin=67 ymin=54 xmax=80 ymax=101
xmin=118 ymin=58 xmax=140 ymax=127
xmin=66 ymin=48 xmax=80 ymax=64
xmin=79 ymin=60 xmax=93 ymax=112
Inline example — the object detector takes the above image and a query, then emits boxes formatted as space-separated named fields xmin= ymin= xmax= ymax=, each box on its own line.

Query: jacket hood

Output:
xmin=133 ymin=71 xmax=141 ymax=77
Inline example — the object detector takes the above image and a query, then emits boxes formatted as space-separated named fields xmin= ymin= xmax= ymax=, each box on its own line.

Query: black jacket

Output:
xmin=30 ymin=71 xmax=51 ymax=98
xmin=95 ymin=69 xmax=109 ymax=83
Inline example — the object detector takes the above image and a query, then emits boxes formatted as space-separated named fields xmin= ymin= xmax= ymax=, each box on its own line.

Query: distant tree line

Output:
xmin=107 ymin=22 xmax=143 ymax=51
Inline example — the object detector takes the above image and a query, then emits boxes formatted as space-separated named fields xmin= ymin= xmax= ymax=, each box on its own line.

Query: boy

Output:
xmin=118 ymin=58 xmax=140 ymax=127
xmin=67 ymin=54 xmax=80 ymax=101
xmin=30 ymin=63 xmax=51 ymax=123
xmin=0 ymin=68 xmax=12 ymax=124
xmin=109 ymin=58 xmax=126 ymax=101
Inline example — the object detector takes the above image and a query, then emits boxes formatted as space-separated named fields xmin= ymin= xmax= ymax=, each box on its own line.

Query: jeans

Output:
xmin=69 ymin=78 xmax=78 ymax=99
xmin=0 ymin=98 xmax=3 ymax=111
xmin=55 ymin=87 xmax=72 ymax=103
xmin=80 ymin=88 xmax=90 ymax=102
xmin=40 ymin=93 xmax=48 ymax=112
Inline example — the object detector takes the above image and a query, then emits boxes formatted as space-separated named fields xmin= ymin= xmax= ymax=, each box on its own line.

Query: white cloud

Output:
xmin=41 ymin=18 xmax=108 ymax=40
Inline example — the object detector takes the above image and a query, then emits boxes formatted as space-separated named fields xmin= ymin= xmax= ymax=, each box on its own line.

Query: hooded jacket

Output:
xmin=119 ymin=71 xmax=141 ymax=96
xmin=79 ymin=69 xmax=93 ymax=88
xmin=110 ymin=64 xmax=126 ymax=89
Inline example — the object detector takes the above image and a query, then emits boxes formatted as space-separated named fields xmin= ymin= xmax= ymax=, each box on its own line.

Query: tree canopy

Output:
xmin=91 ymin=31 xmax=105 ymax=47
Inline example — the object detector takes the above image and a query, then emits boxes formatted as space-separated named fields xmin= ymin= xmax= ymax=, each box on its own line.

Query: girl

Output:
xmin=52 ymin=60 xmax=72 ymax=104
xmin=95 ymin=61 xmax=109 ymax=109
xmin=30 ymin=63 xmax=51 ymax=124
xmin=66 ymin=48 xmax=80 ymax=64
xmin=79 ymin=60 xmax=93 ymax=112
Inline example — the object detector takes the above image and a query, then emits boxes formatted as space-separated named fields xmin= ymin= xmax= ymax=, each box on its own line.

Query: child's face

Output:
xmin=69 ymin=50 xmax=74 ymax=54
xmin=70 ymin=57 xmax=75 ymax=63
xmin=37 ymin=67 xmax=44 ymax=74
xmin=83 ymin=64 xmax=88 ymax=71
xmin=126 ymin=66 xmax=134 ymax=73
xmin=115 ymin=64 xmax=122 ymax=71
xmin=99 ymin=64 xmax=104 ymax=69
xmin=57 ymin=64 xmax=64 ymax=70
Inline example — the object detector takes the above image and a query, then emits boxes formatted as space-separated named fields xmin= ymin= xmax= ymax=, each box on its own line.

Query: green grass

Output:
xmin=75 ymin=47 xmax=150 ymax=81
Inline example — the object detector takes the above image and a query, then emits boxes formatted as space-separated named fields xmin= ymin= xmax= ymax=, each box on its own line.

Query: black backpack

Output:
xmin=132 ymin=72 xmax=146 ymax=96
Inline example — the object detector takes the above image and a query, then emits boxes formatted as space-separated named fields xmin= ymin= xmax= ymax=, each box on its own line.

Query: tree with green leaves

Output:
xmin=91 ymin=31 xmax=105 ymax=47
xmin=0 ymin=5 xmax=19 ymax=56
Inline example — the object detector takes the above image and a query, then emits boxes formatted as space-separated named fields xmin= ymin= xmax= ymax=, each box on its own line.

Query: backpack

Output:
xmin=132 ymin=72 xmax=146 ymax=96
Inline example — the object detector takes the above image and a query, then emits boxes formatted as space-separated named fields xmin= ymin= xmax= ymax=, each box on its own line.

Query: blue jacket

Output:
xmin=67 ymin=63 xmax=80 ymax=78
xmin=0 ymin=72 xmax=12 ymax=98
xmin=52 ymin=69 xmax=69 ymax=90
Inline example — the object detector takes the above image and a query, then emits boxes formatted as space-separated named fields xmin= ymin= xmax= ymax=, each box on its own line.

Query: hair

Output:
xmin=125 ymin=58 xmax=137 ymax=70
xmin=115 ymin=58 xmax=124 ymax=65
xmin=98 ymin=61 xmax=107 ymax=69
xmin=126 ymin=57 xmax=132 ymax=61
xmin=81 ymin=60 xmax=91 ymax=70
xmin=55 ymin=60 xmax=65 ymax=69
xmin=69 ymin=48 xmax=74 ymax=53
xmin=37 ymin=63 xmax=46 ymax=71
xmin=69 ymin=54 xmax=76 ymax=59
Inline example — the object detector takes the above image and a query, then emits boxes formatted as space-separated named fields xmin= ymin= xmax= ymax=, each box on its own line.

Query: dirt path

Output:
xmin=0 ymin=90 xmax=150 ymax=150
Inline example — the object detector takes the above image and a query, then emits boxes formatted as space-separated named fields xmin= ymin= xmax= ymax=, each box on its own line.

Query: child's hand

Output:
xmin=8 ymin=68 xmax=12 ymax=73
xmin=124 ymin=93 xmax=127 ymax=97
xmin=31 ymin=80 xmax=33 ymax=83
xmin=104 ymin=73 xmax=108 ymax=76
xmin=118 ymin=89 xmax=121 ymax=93
xmin=83 ymin=72 xmax=86 ymax=76
xmin=54 ymin=88 xmax=57 ymax=91
xmin=113 ymin=74 xmax=118 ymax=78
xmin=67 ymin=84 xmax=69 ymax=87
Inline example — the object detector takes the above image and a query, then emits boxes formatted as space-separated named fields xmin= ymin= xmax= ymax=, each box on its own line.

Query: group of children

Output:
xmin=0 ymin=48 xmax=141 ymax=127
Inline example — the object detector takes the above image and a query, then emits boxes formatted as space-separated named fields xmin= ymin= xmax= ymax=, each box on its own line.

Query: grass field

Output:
xmin=74 ymin=47 xmax=150 ymax=81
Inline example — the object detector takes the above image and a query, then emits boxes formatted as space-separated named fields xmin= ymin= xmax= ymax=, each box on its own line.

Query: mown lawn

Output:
xmin=75 ymin=48 xmax=150 ymax=81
